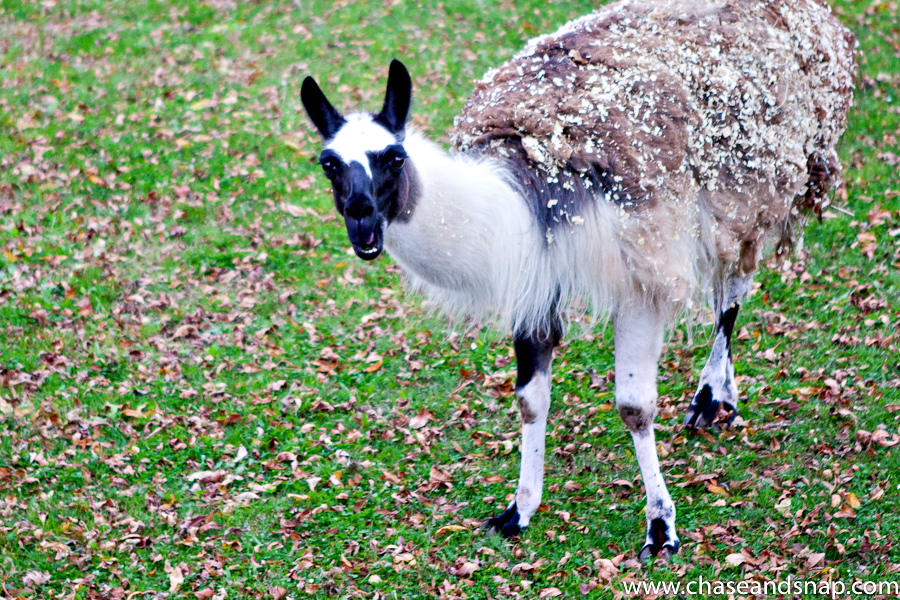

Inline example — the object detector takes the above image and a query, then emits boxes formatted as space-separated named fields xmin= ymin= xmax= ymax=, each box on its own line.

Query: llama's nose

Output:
xmin=345 ymin=199 xmax=374 ymax=220
xmin=344 ymin=161 xmax=375 ymax=220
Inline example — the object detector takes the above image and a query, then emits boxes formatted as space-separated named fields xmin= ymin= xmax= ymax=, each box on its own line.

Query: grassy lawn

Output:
xmin=1 ymin=0 xmax=899 ymax=598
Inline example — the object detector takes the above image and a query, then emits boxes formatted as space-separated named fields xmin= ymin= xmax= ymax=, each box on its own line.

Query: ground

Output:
xmin=1 ymin=0 xmax=899 ymax=598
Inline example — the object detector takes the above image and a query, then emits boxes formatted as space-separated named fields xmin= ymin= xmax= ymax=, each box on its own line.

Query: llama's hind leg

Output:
xmin=615 ymin=305 xmax=679 ymax=561
xmin=484 ymin=325 xmax=559 ymax=538
xmin=685 ymin=274 xmax=753 ymax=429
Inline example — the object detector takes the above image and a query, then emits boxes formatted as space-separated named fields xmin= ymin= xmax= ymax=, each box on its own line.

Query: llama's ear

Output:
xmin=301 ymin=76 xmax=346 ymax=140
xmin=375 ymin=60 xmax=412 ymax=138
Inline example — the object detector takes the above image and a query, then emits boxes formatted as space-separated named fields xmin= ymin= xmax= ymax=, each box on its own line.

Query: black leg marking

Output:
xmin=699 ymin=384 xmax=719 ymax=425
xmin=685 ymin=383 xmax=738 ymax=429
xmin=722 ymin=404 xmax=738 ymax=426
xmin=513 ymin=318 xmax=561 ymax=389
xmin=685 ymin=384 xmax=716 ymax=429
xmin=719 ymin=303 xmax=740 ymax=424
xmin=483 ymin=504 xmax=525 ymax=538
xmin=485 ymin=314 xmax=561 ymax=538
xmin=720 ymin=303 xmax=740 ymax=358
xmin=685 ymin=302 xmax=743 ymax=430
xmin=513 ymin=316 xmax=560 ymax=424
xmin=638 ymin=518 xmax=680 ymax=562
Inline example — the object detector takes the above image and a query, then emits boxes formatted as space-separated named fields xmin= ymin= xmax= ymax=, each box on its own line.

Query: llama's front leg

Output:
xmin=484 ymin=328 xmax=558 ymax=538
xmin=685 ymin=274 xmax=753 ymax=429
xmin=615 ymin=306 xmax=679 ymax=561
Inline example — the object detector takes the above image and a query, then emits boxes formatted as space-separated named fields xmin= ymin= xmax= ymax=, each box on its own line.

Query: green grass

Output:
xmin=1 ymin=0 xmax=899 ymax=598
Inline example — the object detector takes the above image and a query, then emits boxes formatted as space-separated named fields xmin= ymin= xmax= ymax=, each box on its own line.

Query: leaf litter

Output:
xmin=0 ymin=0 xmax=899 ymax=598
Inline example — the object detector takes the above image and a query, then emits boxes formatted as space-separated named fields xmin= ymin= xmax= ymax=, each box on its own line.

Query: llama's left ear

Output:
xmin=375 ymin=60 xmax=412 ymax=139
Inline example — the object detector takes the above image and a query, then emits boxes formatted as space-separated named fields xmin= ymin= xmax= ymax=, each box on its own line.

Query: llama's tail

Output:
xmin=776 ymin=149 xmax=841 ymax=258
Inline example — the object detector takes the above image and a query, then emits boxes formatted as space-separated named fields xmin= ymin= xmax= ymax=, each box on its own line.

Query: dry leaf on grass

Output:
xmin=168 ymin=566 xmax=184 ymax=593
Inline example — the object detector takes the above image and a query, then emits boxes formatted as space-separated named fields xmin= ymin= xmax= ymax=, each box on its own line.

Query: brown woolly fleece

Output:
xmin=452 ymin=0 xmax=856 ymax=279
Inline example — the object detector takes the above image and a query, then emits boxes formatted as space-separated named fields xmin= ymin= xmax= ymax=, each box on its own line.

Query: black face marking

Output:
xmin=368 ymin=144 xmax=408 ymax=171
xmin=328 ymin=161 xmax=380 ymax=260
xmin=719 ymin=303 xmax=740 ymax=357
xmin=364 ymin=144 xmax=418 ymax=223
xmin=305 ymin=61 xmax=418 ymax=262
xmin=392 ymin=157 xmax=421 ymax=224
xmin=318 ymin=149 xmax=342 ymax=180
xmin=343 ymin=162 xmax=374 ymax=220
xmin=318 ymin=140 xmax=421 ymax=260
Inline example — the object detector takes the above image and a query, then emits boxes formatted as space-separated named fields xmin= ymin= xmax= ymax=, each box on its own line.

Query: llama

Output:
xmin=300 ymin=0 xmax=855 ymax=560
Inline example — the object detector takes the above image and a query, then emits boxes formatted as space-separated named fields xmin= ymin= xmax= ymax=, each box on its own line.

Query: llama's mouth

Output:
xmin=358 ymin=243 xmax=380 ymax=256
xmin=348 ymin=219 xmax=383 ymax=261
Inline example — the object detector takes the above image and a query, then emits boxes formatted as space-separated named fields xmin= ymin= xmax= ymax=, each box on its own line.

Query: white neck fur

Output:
xmin=382 ymin=131 xmax=631 ymax=334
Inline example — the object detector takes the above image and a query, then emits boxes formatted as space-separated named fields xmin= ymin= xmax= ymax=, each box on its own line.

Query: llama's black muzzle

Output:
xmin=341 ymin=162 xmax=384 ymax=260
xmin=345 ymin=213 xmax=383 ymax=260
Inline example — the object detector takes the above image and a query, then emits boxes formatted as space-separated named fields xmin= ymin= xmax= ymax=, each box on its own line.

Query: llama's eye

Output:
xmin=390 ymin=156 xmax=405 ymax=170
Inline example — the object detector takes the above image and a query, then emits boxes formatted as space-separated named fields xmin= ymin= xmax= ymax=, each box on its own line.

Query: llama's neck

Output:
xmin=383 ymin=132 xmax=534 ymax=298
xmin=382 ymin=131 xmax=634 ymax=335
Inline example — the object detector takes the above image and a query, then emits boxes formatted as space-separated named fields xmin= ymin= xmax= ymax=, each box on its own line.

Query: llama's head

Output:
xmin=301 ymin=60 xmax=415 ymax=261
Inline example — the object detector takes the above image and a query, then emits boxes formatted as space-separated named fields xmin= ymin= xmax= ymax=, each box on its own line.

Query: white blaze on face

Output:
xmin=326 ymin=113 xmax=397 ymax=177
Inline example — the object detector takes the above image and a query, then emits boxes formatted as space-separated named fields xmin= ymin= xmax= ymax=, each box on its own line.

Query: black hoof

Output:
xmin=483 ymin=504 xmax=526 ymax=538
xmin=684 ymin=384 xmax=738 ymax=430
xmin=638 ymin=518 xmax=680 ymax=563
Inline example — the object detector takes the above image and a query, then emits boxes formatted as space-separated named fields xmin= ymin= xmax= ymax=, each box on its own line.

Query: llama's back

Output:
xmin=453 ymin=0 xmax=856 ymax=296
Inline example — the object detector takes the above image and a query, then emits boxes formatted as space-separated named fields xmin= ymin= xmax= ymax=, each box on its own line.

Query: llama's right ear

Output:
xmin=301 ymin=76 xmax=346 ymax=141
xmin=375 ymin=60 xmax=412 ymax=138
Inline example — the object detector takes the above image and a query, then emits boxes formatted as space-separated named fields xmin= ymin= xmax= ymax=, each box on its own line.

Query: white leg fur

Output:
xmin=485 ymin=338 xmax=554 ymax=537
xmin=513 ymin=370 xmax=550 ymax=527
xmin=695 ymin=326 xmax=735 ymax=409
xmin=614 ymin=305 xmax=679 ymax=559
